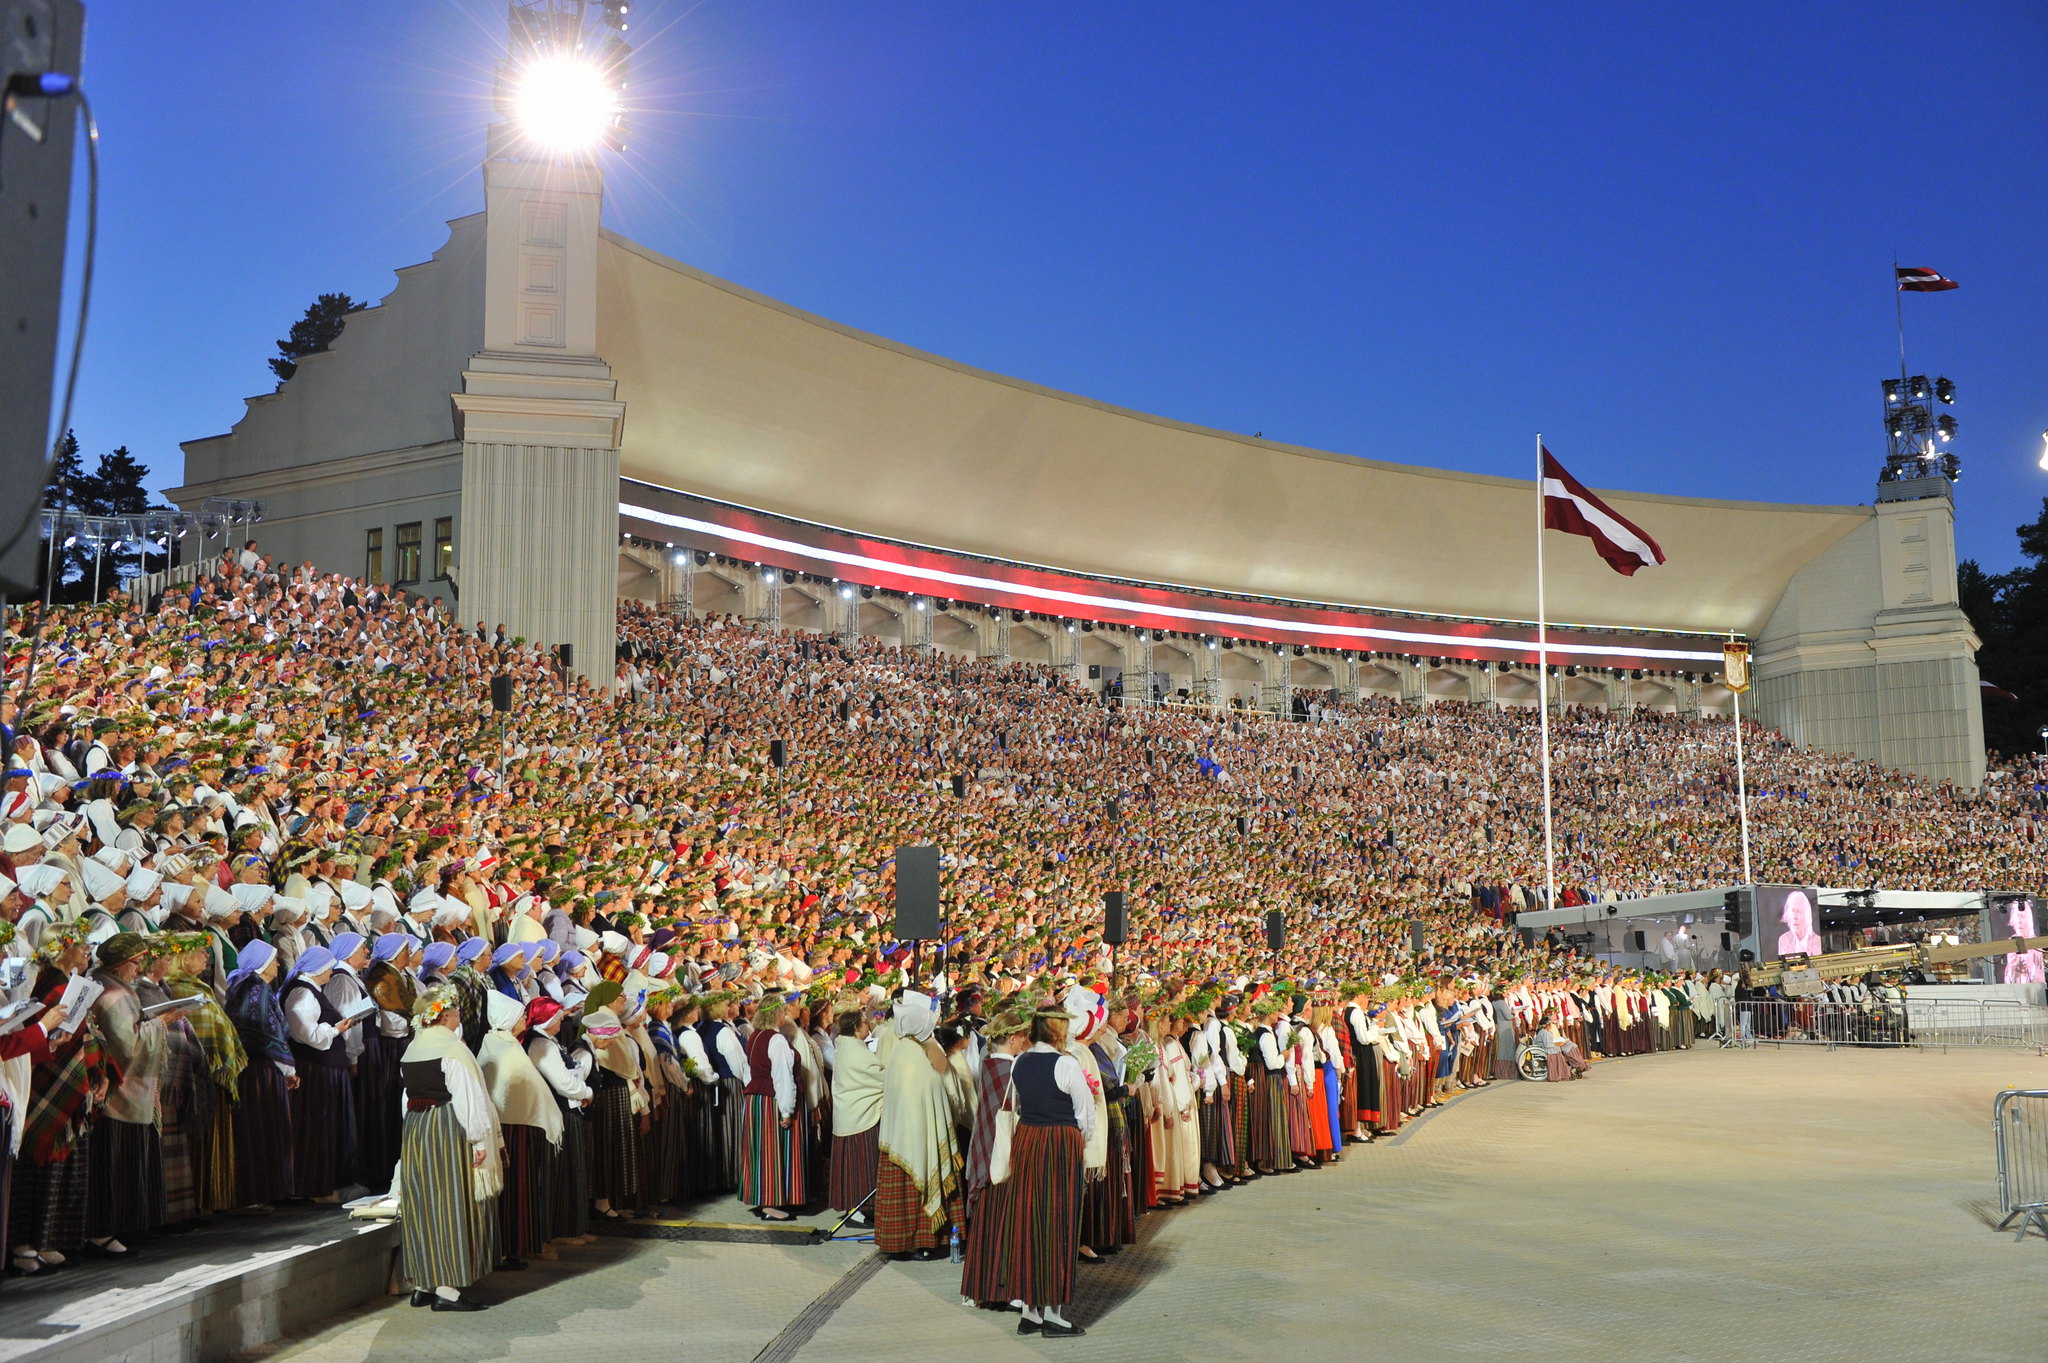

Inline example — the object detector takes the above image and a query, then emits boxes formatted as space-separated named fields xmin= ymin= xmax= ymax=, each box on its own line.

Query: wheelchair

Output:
xmin=1516 ymin=1042 xmax=1551 ymax=1081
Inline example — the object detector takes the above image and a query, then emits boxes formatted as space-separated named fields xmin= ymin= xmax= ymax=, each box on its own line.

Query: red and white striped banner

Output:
xmin=1541 ymin=447 xmax=1666 ymax=576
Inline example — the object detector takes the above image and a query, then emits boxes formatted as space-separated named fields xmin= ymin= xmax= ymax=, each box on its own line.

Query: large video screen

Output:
xmin=1756 ymin=884 xmax=1823 ymax=962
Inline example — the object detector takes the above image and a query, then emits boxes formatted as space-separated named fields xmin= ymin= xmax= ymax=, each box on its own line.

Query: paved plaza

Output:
xmin=246 ymin=1047 xmax=2047 ymax=1363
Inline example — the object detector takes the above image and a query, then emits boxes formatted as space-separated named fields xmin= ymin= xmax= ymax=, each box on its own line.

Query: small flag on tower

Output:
xmin=1896 ymin=266 xmax=1959 ymax=292
xmin=1541 ymin=447 xmax=1666 ymax=576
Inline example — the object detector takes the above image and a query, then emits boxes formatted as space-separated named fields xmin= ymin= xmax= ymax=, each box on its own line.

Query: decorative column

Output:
xmin=453 ymin=124 xmax=624 ymax=690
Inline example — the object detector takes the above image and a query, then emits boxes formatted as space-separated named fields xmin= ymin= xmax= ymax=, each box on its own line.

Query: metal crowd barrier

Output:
xmin=1717 ymin=997 xmax=2048 ymax=1051
xmin=1994 ymin=1090 xmax=2048 ymax=1241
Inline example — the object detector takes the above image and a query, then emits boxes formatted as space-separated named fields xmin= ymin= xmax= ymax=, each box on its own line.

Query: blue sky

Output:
xmin=52 ymin=1 xmax=2048 ymax=568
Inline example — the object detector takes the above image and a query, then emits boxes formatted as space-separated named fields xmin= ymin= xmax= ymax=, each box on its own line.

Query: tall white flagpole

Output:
xmin=1730 ymin=641 xmax=1752 ymax=884
xmin=1535 ymin=434 xmax=1558 ymax=913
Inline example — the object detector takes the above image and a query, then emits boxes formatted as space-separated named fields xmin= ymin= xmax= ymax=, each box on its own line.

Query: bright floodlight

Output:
xmin=512 ymin=53 xmax=617 ymax=153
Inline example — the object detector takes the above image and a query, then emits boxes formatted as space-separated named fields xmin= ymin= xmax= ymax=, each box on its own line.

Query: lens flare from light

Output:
xmin=512 ymin=54 xmax=617 ymax=153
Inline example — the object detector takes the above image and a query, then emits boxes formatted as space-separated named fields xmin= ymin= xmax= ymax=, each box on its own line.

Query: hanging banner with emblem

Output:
xmin=1723 ymin=640 xmax=1751 ymax=693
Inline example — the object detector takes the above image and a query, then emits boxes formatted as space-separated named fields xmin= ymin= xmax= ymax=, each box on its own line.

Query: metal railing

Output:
xmin=1994 ymin=1089 xmax=2048 ymax=1240
xmin=132 ymin=552 xmax=222 ymax=604
xmin=1717 ymin=997 xmax=2048 ymax=1050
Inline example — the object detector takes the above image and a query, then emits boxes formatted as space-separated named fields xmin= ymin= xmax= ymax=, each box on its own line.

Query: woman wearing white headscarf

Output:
xmin=478 ymin=990 xmax=559 ymax=1267
xmin=398 ymin=985 xmax=500 ymax=1311
xmin=874 ymin=990 xmax=961 ymax=1259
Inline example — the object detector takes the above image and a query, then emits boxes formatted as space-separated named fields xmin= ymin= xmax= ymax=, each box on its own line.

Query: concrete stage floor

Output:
xmin=248 ymin=1047 xmax=2048 ymax=1363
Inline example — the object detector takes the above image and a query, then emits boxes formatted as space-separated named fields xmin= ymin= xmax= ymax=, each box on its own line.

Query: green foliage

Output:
xmin=1961 ymin=497 xmax=2048 ymax=760
xmin=269 ymin=292 xmax=364 ymax=383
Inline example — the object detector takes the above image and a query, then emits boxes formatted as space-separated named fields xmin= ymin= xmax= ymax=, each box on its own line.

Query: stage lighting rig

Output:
xmin=1878 ymin=371 xmax=1959 ymax=492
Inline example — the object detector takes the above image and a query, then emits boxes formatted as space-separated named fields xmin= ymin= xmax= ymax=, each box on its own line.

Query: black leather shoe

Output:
xmin=1017 ymin=1318 xmax=1041 ymax=1335
xmin=1041 ymin=1320 xmax=1087 ymax=1338
xmin=430 ymin=1297 xmax=488 ymax=1312
xmin=409 ymin=1289 xmax=432 ymax=1308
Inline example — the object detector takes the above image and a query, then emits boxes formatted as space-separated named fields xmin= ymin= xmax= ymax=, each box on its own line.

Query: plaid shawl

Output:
xmin=225 ymin=974 xmax=293 ymax=1069
xmin=167 ymin=970 xmax=248 ymax=1101
xmin=21 ymin=968 xmax=106 ymax=1166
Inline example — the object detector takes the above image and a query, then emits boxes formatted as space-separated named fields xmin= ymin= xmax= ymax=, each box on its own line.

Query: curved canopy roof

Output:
xmin=597 ymin=232 xmax=1865 ymax=638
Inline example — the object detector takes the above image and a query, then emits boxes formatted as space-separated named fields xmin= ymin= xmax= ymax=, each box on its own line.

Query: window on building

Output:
xmin=433 ymin=517 xmax=454 ymax=580
xmin=365 ymin=528 xmax=384 ymax=585
xmin=395 ymin=522 xmax=421 ymax=584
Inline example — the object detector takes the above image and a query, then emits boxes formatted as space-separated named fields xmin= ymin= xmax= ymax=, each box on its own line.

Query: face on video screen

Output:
xmin=1758 ymin=885 xmax=1822 ymax=961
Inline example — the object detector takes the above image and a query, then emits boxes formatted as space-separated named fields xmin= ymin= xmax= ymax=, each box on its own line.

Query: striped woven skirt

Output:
xmin=234 ymin=1064 xmax=295 ymax=1207
xmin=1199 ymin=1088 xmax=1237 ymax=1172
xmin=712 ymin=1078 xmax=745 ymax=1192
xmin=648 ymin=1087 xmax=691 ymax=1205
xmin=1246 ymin=1071 xmax=1292 ymax=1169
xmin=962 ymin=1123 xmax=1082 ymax=1309
xmin=201 ymin=1095 xmax=238 ymax=1212
xmin=354 ymin=1031 xmax=406 ymax=1194
xmin=89 ymin=1117 xmax=163 ymax=1243
xmin=1337 ymin=1065 xmax=1358 ymax=1136
xmin=875 ymin=1153 xmax=949 ymax=1253
xmin=12 ymin=1128 xmax=91 ymax=1252
xmin=497 ymin=1123 xmax=555 ymax=1257
xmin=738 ymin=1093 xmax=807 ymax=1210
xmin=1376 ymin=1059 xmax=1403 ymax=1134
xmin=687 ymin=1083 xmax=725 ymax=1193
xmin=399 ymin=1103 xmax=497 ymax=1291
xmin=586 ymin=1073 xmax=643 ymax=1207
xmin=828 ymin=1123 xmax=879 ymax=1211
xmin=1227 ymin=1072 xmax=1253 ymax=1174
xmin=1287 ymin=1077 xmax=1317 ymax=1159
xmin=552 ymin=1101 xmax=591 ymax=1239
xmin=289 ymin=1065 xmax=357 ymax=1200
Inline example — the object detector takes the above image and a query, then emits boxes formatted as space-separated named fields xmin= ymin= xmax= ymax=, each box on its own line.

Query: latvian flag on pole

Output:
xmin=1541 ymin=447 xmax=1666 ymax=576
xmin=1896 ymin=265 xmax=1959 ymax=292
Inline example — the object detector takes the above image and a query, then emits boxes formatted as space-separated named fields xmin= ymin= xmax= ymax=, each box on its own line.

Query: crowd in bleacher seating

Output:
xmin=0 ymin=546 xmax=2033 ymax=1320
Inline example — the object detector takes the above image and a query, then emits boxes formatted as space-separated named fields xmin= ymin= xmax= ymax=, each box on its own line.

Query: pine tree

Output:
xmin=91 ymin=446 xmax=151 ymax=514
xmin=270 ymin=292 xmax=364 ymax=383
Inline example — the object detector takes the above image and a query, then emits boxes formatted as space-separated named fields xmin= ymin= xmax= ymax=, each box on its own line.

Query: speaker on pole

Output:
xmin=1407 ymin=919 xmax=1426 ymax=956
xmin=893 ymin=844 xmax=941 ymax=941
xmin=769 ymin=739 xmax=787 ymax=769
xmin=489 ymin=675 xmax=513 ymax=713
xmin=1264 ymin=910 xmax=1285 ymax=953
xmin=951 ymin=774 xmax=966 ymax=799
xmin=1632 ymin=930 xmax=1647 ymax=952
xmin=1103 ymin=891 xmax=1127 ymax=947
xmin=1235 ymin=814 xmax=1249 ymax=838
xmin=557 ymin=642 xmax=573 ymax=672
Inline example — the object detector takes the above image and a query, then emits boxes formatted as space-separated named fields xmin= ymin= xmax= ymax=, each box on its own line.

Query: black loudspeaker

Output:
xmin=1235 ymin=815 xmax=1249 ymax=838
xmin=838 ymin=699 xmax=851 ymax=722
xmin=1720 ymin=932 xmax=1733 ymax=950
xmin=1104 ymin=891 xmax=1127 ymax=947
xmin=1632 ymin=930 xmax=1647 ymax=952
xmin=894 ymin=844 xmax=941 ymax=941
xmin=1264 ymin=910 xmax=1285 ymax=952
xmin=770 ymin=739 xmax=787 ymax=768
xmin=1106 ymin=797 xmax=1121 ymax=825
xmin=489 ymin=675 xmax=513 ymax=713
xmin=557 ymin=642 xmax=573 ymax=671
xmin=1408 ymin=919 xmax=1425 ymax=955
xmin=951 ymin=773 xmax=967 ymax=799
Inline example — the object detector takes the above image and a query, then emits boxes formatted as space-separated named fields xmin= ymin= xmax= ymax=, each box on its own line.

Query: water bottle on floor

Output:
xmin=949 ymin=1225 xmax=963 ymax=1263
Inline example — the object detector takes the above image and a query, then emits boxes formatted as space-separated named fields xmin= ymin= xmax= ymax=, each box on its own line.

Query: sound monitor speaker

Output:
xmin=489 ymin=675 xmax=513 ymax=713
xmin=769 ymin=739 xmax=787 ymax=768
xmin=893 ymin=844 xmax=941 ymax=941
xmin=1088 ymin=664 xmax=1101 ymax=680
xmin=1264 ymin=910 xmax=1285 ymax=952
xmin=557 ymin=642 xmax=573 ymax=671
xmin=951 ymin=773 xmax=966 ymax=799
xmin=1103 ymin=891 xmax=1127 ymax=947
xmin=1408 ymin=919 xmax=1426 ymax=955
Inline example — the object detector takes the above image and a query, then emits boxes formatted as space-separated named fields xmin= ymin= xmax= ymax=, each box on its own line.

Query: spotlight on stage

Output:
xmin=510 ymin=52 xmax=619 ymax=153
